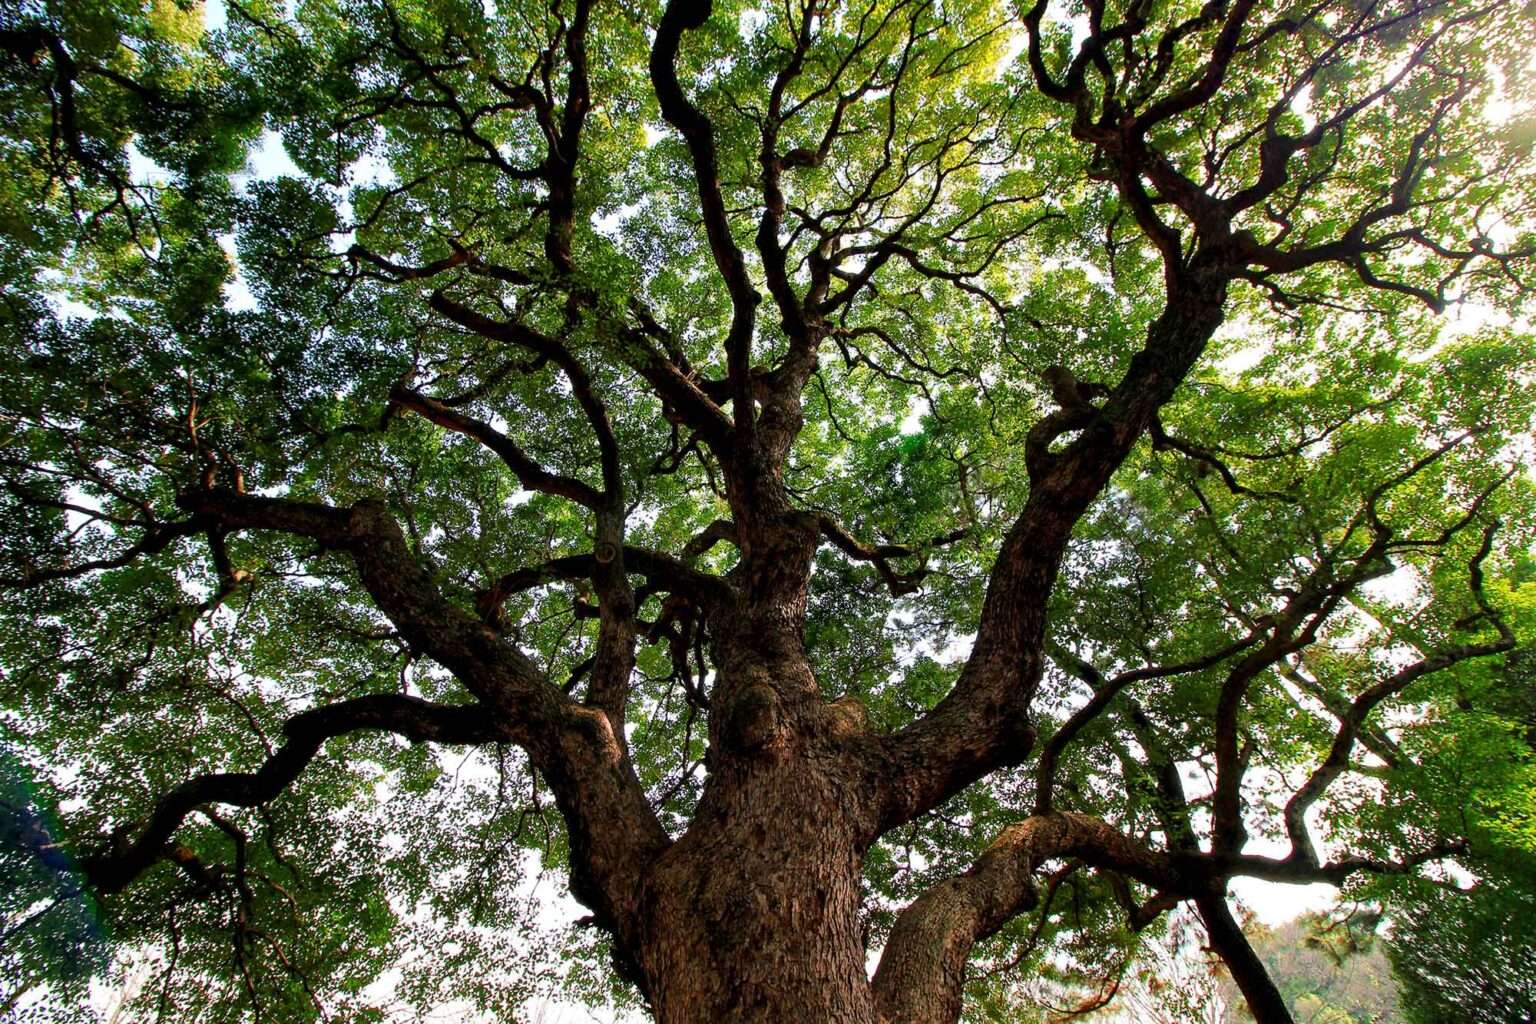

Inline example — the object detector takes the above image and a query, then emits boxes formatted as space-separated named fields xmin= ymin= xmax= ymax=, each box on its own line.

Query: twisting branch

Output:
xmin=1120 ymin=696 xmax=1203 ymax=853
xmin=0 ymin=517 xmax=207 ymax=589
xmin=389 ymin=384 xmax=603 ymax=508
xmin=543 ymin=0 xmax=593 ymax=272
xmin=681 ymin=519 xmax=738 ymax=561
xmin=476 ymin=546 xmax=735 ymax=627
xmin=1280 ymin=521 xmax=1514 ymax=866
xmin=872 ymin=812 xmax=1181 ymax=1024
xmin=167 ymin=489 xmax=670 ymax=944
xmin=1035 ymin=629 xmax=1264 ymax=815
xmin=650 ymin=0 xmax=761 ymax=439
xmin=81 ymin=694 xmax=505 ymax=893
xmin=1202 ymin=840 xmax=1469 ymax=887
xmin=755 ymin=5 xmax=816 ymax=352
xmin=425 ymin=293 xmax=624 ymax=502
xmin=871 ymin=277 xmax=1234 ymax=837
xmin=1131 ymin=0 xmax=1257 ymax=134
xmin=173 ymin=489 xmax=535 ymax=695
xmin=817 ymin=516 xmax=966 ymax=596
xmin=1209 ymin=431 xmax=1496 ymax=851
xmin=1208 ymin=535 xmax=1396 ymax=852
xmin=0 ymin=25 xmax=162 ymax=238
xmin=1149 ymin=415 xmax=1300 ymax=503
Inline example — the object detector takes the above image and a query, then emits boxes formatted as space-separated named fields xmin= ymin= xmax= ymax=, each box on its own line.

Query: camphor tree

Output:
xmin=1 ymin=0 xmax=1535 ymax=1021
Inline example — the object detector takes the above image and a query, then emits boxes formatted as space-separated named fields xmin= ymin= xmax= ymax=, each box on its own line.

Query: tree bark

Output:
xmin=872 ymin=813 xmax=1181 ymax=1024
xmin=636 ymin=769 xmax=873 ymax=1023
xmin=633 ymin=653 xmax=879 ymax=1023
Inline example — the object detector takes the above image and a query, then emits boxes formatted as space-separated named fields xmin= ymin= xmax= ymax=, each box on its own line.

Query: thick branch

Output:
xmin=544 ymin=0 xmax=592 ymax=271
xmin=171 ymin=489 xmax=670 ymax=940
xmin=1131 ymin=0 xmax=1257 ymax=133
xmin=872 ymin=812 xmax=1179 ymax=1024
xmin=478 ymin=546 xmax=735 ymax=624
xmin=81 ymin=694 xmax=502 ymax=893
xmin=390 ymin=384 xmax=603 ymax=507
xmin=650 ymin=0 xmax=760 ymax=437
xmin=1201 ymin=841 xmax=1467 ymax=887
xmin=870 ymin=272 xmax=1232 ymax=834
xmin=817 ymin=516 xmax=965 ymax=596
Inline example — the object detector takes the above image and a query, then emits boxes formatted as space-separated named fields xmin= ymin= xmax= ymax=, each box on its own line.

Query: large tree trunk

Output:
xmin=633 ymin=592 xmax=880 ymax=1023
xmin=637 ymin=765 xmax=874 ymax=1023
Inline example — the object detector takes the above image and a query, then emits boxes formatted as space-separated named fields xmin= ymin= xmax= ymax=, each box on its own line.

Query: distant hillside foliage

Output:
xmin=1220 ymin=913 xmax=1399 ymax=1024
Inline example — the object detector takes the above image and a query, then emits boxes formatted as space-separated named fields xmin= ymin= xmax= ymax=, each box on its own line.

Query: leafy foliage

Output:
xmin=1226 ymin=912 xmax=1400 ymax=1024
xmin=1386 ymin=867 xmax=1536 ymax=1024
xmin=0 ymin=746 xmax=108 ymax=1022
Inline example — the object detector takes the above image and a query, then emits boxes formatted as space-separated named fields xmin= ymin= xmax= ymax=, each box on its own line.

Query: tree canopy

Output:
xmin=1 ymin=0 xmax=1534 ymax=1021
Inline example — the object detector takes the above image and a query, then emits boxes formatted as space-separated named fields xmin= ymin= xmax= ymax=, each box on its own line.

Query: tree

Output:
xmin=1383 ymin=637 xmax=1536 ymax=1024
xmin=0 ymin=748 xmax=108 ymax=1023
xmin=1 ymin=0 xmax=1534 ymax=1021
xmin=1386 ymin=867 xmax=1536 ymax=1024
xmin=1217 ymin=909 xmax=1400 ymax=1023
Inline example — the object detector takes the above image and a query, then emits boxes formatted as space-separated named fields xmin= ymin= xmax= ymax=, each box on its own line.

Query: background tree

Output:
xmin=1386 ymin=867 xmax=1536 ymax=1024
xmin=1380 ymin=623 xmax=1536 ymax=1024
xmin=0 ymin=748 xmax=109 ymax=1023
xmin=1 ymin=0 xmax=1534 ymax=1022
xmin=1215 ymin=909 xmax=1400 ymax=1023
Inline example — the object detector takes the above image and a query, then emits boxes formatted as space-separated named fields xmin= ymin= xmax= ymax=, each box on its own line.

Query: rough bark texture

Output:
xmin=636 ymin=719 xmax=874 ymax=1022
xmin=871 ymin=813 xmax=1181 ymax=1024
xmin=626 ymin=511 xmax=876 ymax=1021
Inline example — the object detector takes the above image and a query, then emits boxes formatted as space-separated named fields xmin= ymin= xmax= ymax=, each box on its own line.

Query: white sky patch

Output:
xmin=1172 ymin=763 xmax=1354 ymax=931
xmin=898 ymin=393 xmax=926 ymax=434
xmin=205 ymin=0 xmax=300 ymax=32
xmin=45 ymin=290 xmax=96 ymax=322
xmin=1482 ymin=56 xmax=1536 ymax=125
xmin=1062 ymin=11 xmax=1091 ymax=50
xmin=1232 ymin=874 xmax=1339 ymax=927
xmin=739 ymin=8 xmax=769 ymax=37
xmin=1290 ymin=82 xmax=1316 ymax=132
xmin=1358 ymin=561 xmax=1424 ymax=608
xmin=126 ymin=142 xmax=172 ymax=186
xmin=1438 ymin=297 xmax=1514 ymax=339
xmin=1212 ymin=311 xmax=1268 ymax=374
xmin=593 ymin=202 xmax=641 ymax=239
xmin=217 ymin=231 xmax=259 ymax=311
xmin=998 ymin=27 xmax=1027 ymax=77
xmin=240 ymin=129 xmax=304 ymax=185
xmin=348 ymin=150 xmax=399 ymax=189
xmin=330 ymin=225 xmax=357 ymax=254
